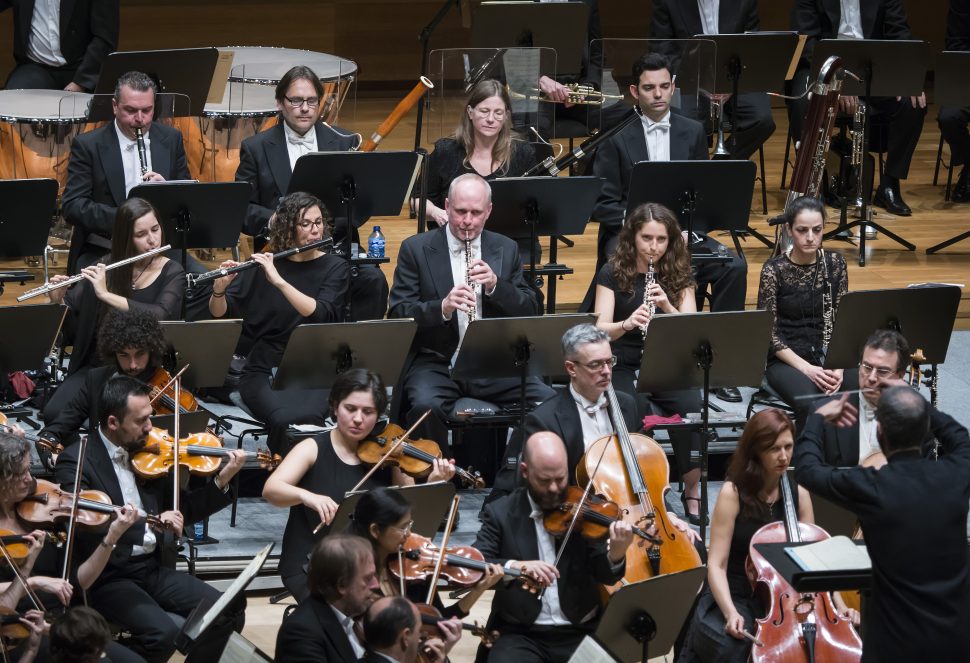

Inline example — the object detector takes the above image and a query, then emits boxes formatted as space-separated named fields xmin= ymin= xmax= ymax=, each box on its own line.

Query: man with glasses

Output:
xmin=235 ymin=65 xmax=388 ymax=321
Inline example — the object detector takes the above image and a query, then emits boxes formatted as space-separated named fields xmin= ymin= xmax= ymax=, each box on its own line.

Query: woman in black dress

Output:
xmin=262 ymin=369 xmax=455 ymax=602
xmin=757 ymin=197 xmax=849 ymax=431
xmin=593 ymin=202 xmax=705 ymax=523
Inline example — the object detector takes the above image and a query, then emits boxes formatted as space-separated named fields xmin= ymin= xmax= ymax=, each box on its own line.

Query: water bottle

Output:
xmin=193 ymin=521 xmax=205 ymax=541
xmin=367 ymin=226 xmax=385 ymax=258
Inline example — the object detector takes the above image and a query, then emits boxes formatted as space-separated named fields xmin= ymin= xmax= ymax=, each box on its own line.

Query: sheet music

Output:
xmin=785 ymin=536 xmax=871 ymax=573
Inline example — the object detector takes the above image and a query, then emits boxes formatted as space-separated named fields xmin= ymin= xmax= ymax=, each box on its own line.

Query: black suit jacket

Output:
xmin=235 ymin=122 xmax=359 ymax=238
xmin=54 ymin=432 xmax=232 ymax=579
xmin=650 ymin=0 xmax=760 ymax=38
xmin=794 ymin=410 xmax=970 ymax=662
xmin=1 ymin=0 xmax=119 ymax=90
xmin=474 ymin=487 xmax=624 ymax=626
xmin=387 ymin=227 xmax=538 ymax=361
xmin=276 ymin=595 xmax=360 ymax=663
xmin=61 ymin=121 xmax=191 ymax=272
xmin=39 ymin=364 xmax=115 ymax=448
xmin=592 ymin=113 xmax=708 ymax=230
xmin=792 ymin=0 xmax=913 ymax=66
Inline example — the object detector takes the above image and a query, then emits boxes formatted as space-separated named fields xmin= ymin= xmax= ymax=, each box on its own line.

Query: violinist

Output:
xmin=262 ymin=369 xmax=456 ymax=603
xmin=474 ymin=431 xmax=633 ymax=663
xmin=795 ymin=387 xmax=970 ymax=662
xmin=209 ymin=190 xmax=348 ymax=455
xmin=53 ymin=376 xmax=247 ymax=663
xmin=361 ymin=595 xmax=462 ymax=663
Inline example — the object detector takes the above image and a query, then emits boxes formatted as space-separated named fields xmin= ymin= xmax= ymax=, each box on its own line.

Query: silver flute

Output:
xmin=18 ymin=245 xmax=171 ymax=301
xmin=465 ymin=232 xmax=476 ymax=322
xmin=642 ymin=259 xmax=655 ymax=340
xmin=135 ymin=127 xmax=149 ymax=177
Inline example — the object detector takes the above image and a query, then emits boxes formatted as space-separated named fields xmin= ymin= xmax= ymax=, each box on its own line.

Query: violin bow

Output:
xmin=61 ymin=435 xmax=89 ymax=582
xmin=172 ymin=371 xmax=183 ymax=522
xmin=0 ymin=538 xmax=44 ymax=612
xmin=347 ymin=409 xmax=434 ymax=494
xmin=148 ymin=364 xmax=190 ymax=407
xmin=425 ymin=495 xmax=461 ymax=605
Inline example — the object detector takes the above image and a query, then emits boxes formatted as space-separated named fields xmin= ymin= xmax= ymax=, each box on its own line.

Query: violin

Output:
xmin=0 ymin=413 xmax=63 ymax=455
xmin=416 ymin=602 xmax=498 ymax=653
xmin=358 ymin=423 xmax=485 ymax=489
xmin=17 ymin=479 xmax=163 ymax=531
xmin=0 ymin=607 xmax=30 ymax=648
xmin=0 ymin=530 xmax=65 ymax=565
xmin=387 ymin=533 xmax=541 ymax=593
xmin=148 ymin=367 xmax=199 ymax=416
xmin=543 ymin=485 xmax=661 ymax=545
xmin=130 ymin=428 xmax=280 ymax=479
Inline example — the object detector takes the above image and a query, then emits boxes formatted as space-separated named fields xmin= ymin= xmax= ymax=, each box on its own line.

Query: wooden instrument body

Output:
xmin=148 ymin=367 xmax=200 ymax=416
xmin=131 ymin=430 xmax=223 ymax=478
xmin=387 ymin=533 xmax=485 ymax=588
xmin=17 ymin=479 xmax=114 ymax=529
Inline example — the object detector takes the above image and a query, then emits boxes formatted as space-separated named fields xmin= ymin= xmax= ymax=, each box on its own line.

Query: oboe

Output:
xmin=819 ymin=249 xmax=833 ymax=361
xmin=642 ymin=259 xmax=655 ymax=340
xmin=185 ymin=237 xmax=333 ymax=287
xmin=464 ymin=232 xmax=476 ymax=322
xmin=135 ymin=127 xmax=149 ymax=177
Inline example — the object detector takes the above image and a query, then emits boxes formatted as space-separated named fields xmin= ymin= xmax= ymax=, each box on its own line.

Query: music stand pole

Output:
xmin=414 ymin=0 xmax=462 ymax=152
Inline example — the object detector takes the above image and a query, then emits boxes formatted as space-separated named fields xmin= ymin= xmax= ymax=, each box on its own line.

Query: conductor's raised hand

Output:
xmin=814 ymin=393 xmax=858 ymax=428
xmin=442 ymin=283 xmax=476 ymax=319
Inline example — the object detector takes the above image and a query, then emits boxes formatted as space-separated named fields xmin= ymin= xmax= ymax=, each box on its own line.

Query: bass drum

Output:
xmin=183 ymin=47 xmax=357 ymax=182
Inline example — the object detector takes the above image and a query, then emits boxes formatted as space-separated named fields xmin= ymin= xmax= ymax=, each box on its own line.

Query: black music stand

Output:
xmin=452 ymin=313 xmax=596 ymax=424
xmin=94 ymin=48 xmax=220 ymax=116
xmin=638 ymin=311 xmax=773 ymax=540
xmin=487 ymin=177 xmax=599 ymax=311
xmin=273 ymin=320 xmax=418 ymax=390
xmin=811 ymin=39 xmax=928 ymax=265
xmin=571 ymin=567 xmax=706 ymax=663
xmin=159 ymin=320 xmax=244 ymax=389
xmin=627 ymin=160 xmax=757 ymax=257
xmin=0 ymin=305 xmax=66 ymax=411
xmin=0 ymin=179 xmax=57 ymax=293
xmin=928 ymin=51 xmax=970 ymax=251
xmin=330 ymin=482 xmax=457 ymax=538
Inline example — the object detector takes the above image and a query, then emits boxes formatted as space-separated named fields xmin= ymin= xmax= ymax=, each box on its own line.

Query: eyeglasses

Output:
xmin=391 ymin=520 xmax=414 ymax=534
xmin=572 ymin=356 xmax=617 ymax=371
xmin=859 ymin=361 xmax=896 ymax=379
xmin=284 ymin=96 xmax=320 ymax=109
xmin=472 ymin=107 xmax=507 ymax=120
xmin=296 ymin=219 xmax=325 ymax=230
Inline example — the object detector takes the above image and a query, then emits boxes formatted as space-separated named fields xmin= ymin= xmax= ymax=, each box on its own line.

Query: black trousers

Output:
xmin=485 ymin=623 xmax=592 ymax=663
xmin=239 ymin=372 xmax=329 ymax=455
xmin=676 ymin=92 xmax=776 ymax=161
xmin=5 ymin=61 xmax=79 ymax=90
xmin=90 ymin=556 xmax=245 ymax=663
xmin=764 ymin=360 xmax=859 ymax=433
xmin=677 ymin=590 xmax=757 ymax=663
xmin=939 ymin=106 xmax=970 ymax=168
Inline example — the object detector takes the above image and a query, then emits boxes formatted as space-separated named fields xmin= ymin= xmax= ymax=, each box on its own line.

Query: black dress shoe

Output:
xmin=873 ymin=183 xmax=912 ymax=216
xmin=951 ymin=168 xmax=970 ymax=203
xmin=713 ymin=386 xmax=743 ymax=403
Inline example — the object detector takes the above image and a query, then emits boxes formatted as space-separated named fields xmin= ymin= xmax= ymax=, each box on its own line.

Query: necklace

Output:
xmin=131 ymin=255 xmax=156 ymax=288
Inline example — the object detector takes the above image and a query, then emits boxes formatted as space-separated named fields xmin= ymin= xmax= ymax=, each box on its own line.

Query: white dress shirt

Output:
xmin=115 ymin=121 xmax=152 ymax=196
xmin=526 ymin=493 xmax=572 ymax=626
xmin=569 ymin=384 xmax=612 ymax=447
xmin=857 ymin=397 xmax=880 ymax=465
xmin=330 ymin=604 xmax=366 ymax=659
xmin=27 ymin=0 xmax=67 ymax=67
xmin=697 ymin=0 xmax=720 ymax=35
xmin=283 ymin=122 xmax=318 ymax=171
xmin=99 ymin=429 xmax=156 ymax=556
xmin=641 ymin=111 xmax=672 ymax=162
xmin=838 ymin=0 xmax=865 ymax=40
xmin=444 ymin=225 xmax=483 ymax=343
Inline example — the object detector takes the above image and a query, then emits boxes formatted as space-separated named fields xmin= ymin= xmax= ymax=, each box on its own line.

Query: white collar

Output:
xmin=114 ymin=120 xmax=146 ymax=147
xmin=282 ymin=121 xmax=315 ymax=142
xmin=445 ymin=225 xmax=481 ymax=253
xmin=641 ymin=110 xmax=671 ymax=127
xmin=569 ymin=383 xmax=606 ymax=412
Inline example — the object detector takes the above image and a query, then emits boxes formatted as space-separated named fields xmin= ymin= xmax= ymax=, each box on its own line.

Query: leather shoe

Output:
xmin=951 ymin=168 xmax=970 ymax=203
xmin=713 ymin=386 xmax=743 ymax=403
xmin=873 ymin=183 xmax=912 ymax=216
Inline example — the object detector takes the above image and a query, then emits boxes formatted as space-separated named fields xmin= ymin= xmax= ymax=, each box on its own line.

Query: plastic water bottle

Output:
xmin=193 ymin=521 xmax=205 ymax=541
xmin=367 ymin=226 xmax=385 ymax=258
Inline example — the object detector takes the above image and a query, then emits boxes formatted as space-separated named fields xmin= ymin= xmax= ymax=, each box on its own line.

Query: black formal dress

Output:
xmin=235 ymin=121 xmax=388 ymax=321
xmin=55 ymin=435 xmax=245 ymax=663
xmin=757 ymin=250 xmax=848 ymax=430
xmin=275 ymin=594 xmax=361 ymax=663
xmin=1 ymin=0 xmax=119 ymax=91
xmin=474 ymin=487 xmax=625 ymax=662
xmin=585 ymin=113 xmax=746 ymax=314
xmin=423 ymin=137 xmax=538 ymax=210
xmin=649 ymin=0 xmax=775 ymax=161
xmin=938 ymin=0 xmax=970 ymax=179
xmin=387 ymin=226 xmax=553 ymax=453
xmin=279 ymin=431 xmax=392 ymax=602
xmin=794 ymin=410 xmax=970 ymax=663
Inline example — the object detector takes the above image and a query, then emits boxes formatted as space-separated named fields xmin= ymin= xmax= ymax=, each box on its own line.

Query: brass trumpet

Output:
xmin=507 ymin=83 xmax=623 ymax=106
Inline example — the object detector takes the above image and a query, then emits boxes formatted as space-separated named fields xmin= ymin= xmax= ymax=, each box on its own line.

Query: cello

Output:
xmin=578 ymin=384 xmax=702 ymax=586
xmin=746 ymin=471 xmax=862 ymax=662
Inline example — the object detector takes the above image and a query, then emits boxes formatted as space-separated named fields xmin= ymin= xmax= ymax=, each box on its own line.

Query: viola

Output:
xmin=130 ymin=429 xmax=280 ymax=479
xmin=148 ymin=367 xmax=199 ymax=416
xmin=0 ymin=607 xmax=30 ymax=648
xmin=0 ymin=530 xmax=65 ymax=564
xmin=416 ymin=602 xmax=498 ymax=652
xmin=359 ymin=423 xmax=485 ymax=489
xmin=0 ymin=413 xmax=62 ymax=455
xmin=543 ymin=485 xmax=661 ymax=545
xmin=17 ymin=479 xmax=163 ymax=531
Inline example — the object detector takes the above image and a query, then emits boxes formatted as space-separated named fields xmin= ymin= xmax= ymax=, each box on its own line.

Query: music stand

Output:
xmin=273 ymin=320 xmax=418 ymax=390
xmin=627 ymin=160 xmax=757 ymax=257
xmin=151 ymin=411 xmax=210 ymax=436
xmin=452 ymin=313 xmax=596 ymax=424
xmin=0 ymin=304 xmax=65 ymax=411
xmin=569 ymin=567 xmax=705 ymax=663
xmin=160 ymin=320 xmax=244 ymax=390
xmin=94 ymin=48 xmax=220 ymax=116
xmin=0 ymin=179 xmax=57 ymax=290
xmin=638 ymin=311 xmax=773 ymax=539
xmin=811 ymin=39 xmax=928 ymax=264
xmin=928 ymin=51 xmax=970 ymax=251
xmin=329 ymin=482 xmax=457 ymax=538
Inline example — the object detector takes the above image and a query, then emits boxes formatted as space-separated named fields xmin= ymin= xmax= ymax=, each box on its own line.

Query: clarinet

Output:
xmin=135 ymin=127 xmax=149 ymax=177
xmin=819 ymin=249 xmax=833 ymax=362
xmin=642 ymin=259 xmax=655 ymax=340
xmin=464 ymin=233 xmax=476 ymax=323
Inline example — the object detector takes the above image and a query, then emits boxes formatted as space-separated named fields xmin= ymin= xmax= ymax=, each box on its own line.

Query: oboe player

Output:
xmin=209 ymin=192 xmax=348 ymax=455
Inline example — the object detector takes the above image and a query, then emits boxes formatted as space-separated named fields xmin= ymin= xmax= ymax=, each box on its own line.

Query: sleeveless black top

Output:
xmin=725 ymin=486 xmax=800 ymax=599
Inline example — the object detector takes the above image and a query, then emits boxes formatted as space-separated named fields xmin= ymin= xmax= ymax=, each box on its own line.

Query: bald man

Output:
xmin=473 ymin=431 xmax=633 ymax=662
xmin=361 ymin=596 xmax=461 ymax=663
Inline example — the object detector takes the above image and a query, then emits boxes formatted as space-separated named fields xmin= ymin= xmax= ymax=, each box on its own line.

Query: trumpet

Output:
xmin=507 ymin=83 xmax=623 ymax=106
xmin=17 ymin=245 xmax=171 ymax=302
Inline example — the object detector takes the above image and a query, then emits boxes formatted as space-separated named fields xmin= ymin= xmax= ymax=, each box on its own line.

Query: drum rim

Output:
xmin=219 ymin=45 xmax=358 ymax=85
xmin=0 ymin=89 xmax=92 ymax=122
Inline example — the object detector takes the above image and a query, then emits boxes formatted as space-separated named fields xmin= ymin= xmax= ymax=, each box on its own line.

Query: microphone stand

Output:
xmin=413 ymin=0 xmax=463 ymax=152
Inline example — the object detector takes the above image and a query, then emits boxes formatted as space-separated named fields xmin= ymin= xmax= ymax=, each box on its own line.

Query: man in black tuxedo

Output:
xmin=360 ymin=596 xmax=462 ymax=663
xmin=938 ymin=0 xmax=970 ymax=202
xmin=650 ymin=0 xmax=776 ymax=161
xmin=387 ymin=173 xmax=554 ymax=452
xmin=275 ymin=534 xmax=380 ymax=663
xmin=54 ymin=376 xmax=247 ymax=663
xmin=795 ymin=386 xmax=970 ymax=662
xmin=234 ymin=65 xmax=388 ymax=321
xmin=474 ymin=431 xmax=632 ymax=662
xmin=61 ymin=70 xmax=192 ymax=273
xmin=1 ymin=0 xmax=118 ymax=91
xmin=790 ymin=0 xmax=926 ymax=216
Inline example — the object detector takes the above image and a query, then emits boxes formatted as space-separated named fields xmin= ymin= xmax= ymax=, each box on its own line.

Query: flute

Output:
xmin=186 ymin=237 xmax=333 ymax=288
xmin=17 ymin=245 xmax=171 ymax=301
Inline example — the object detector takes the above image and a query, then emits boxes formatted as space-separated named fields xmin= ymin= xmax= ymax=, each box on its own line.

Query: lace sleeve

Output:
xmin=757 ymin=258 xmax=788 ymax=353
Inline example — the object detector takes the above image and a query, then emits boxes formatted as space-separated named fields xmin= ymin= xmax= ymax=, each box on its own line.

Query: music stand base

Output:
xmin=823 ymin=219 xmax=915 ymax=267
xmin=926 ymin=230 xmax=970 ymax=254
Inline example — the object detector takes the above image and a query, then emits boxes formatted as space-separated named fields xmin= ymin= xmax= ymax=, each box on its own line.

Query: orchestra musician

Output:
xmin=790 ymin=0 xmax=927 ymax=217
xmin=649 ymin=0 xmax=776 ymax=161
xmin=54 ymin=376 xmax=247 ymax=663
xmin=262 ymin=369 xmax=456 ymax=603
xmin=48 ymin=607 xmax=114 ymax=663
xmin=387 ymin=173 xmax=554 ymax=454
xmin=361 ymin=595 xmax=462 ymax=663
xmin=208 ymin=191 xmax=348 ymax=455
xmin=474 ymin=431 xmax=633 ymax=663
xmin=1 ymin=0 xmax=119 ymax=92
xmin=938 ymin=0 xmax=970 ymax=203
xmin=795 ymin=387 xmax=970 ymax=662
xmin=757 ymin=197 xmax=848 ymax=431
xmin=234 ymin=64 xmax=389 ymax=321
xmin=594 ymin=204 xmax=706 ymax=524
xmin=42 ymin=197 xmax=185 ymax=425
xmin=274 ymin=533 xmax=381 ymax=663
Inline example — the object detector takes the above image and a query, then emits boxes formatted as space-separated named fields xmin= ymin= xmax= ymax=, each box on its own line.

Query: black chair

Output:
xmin=933 ymin=134 xmax=956 ymax=202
